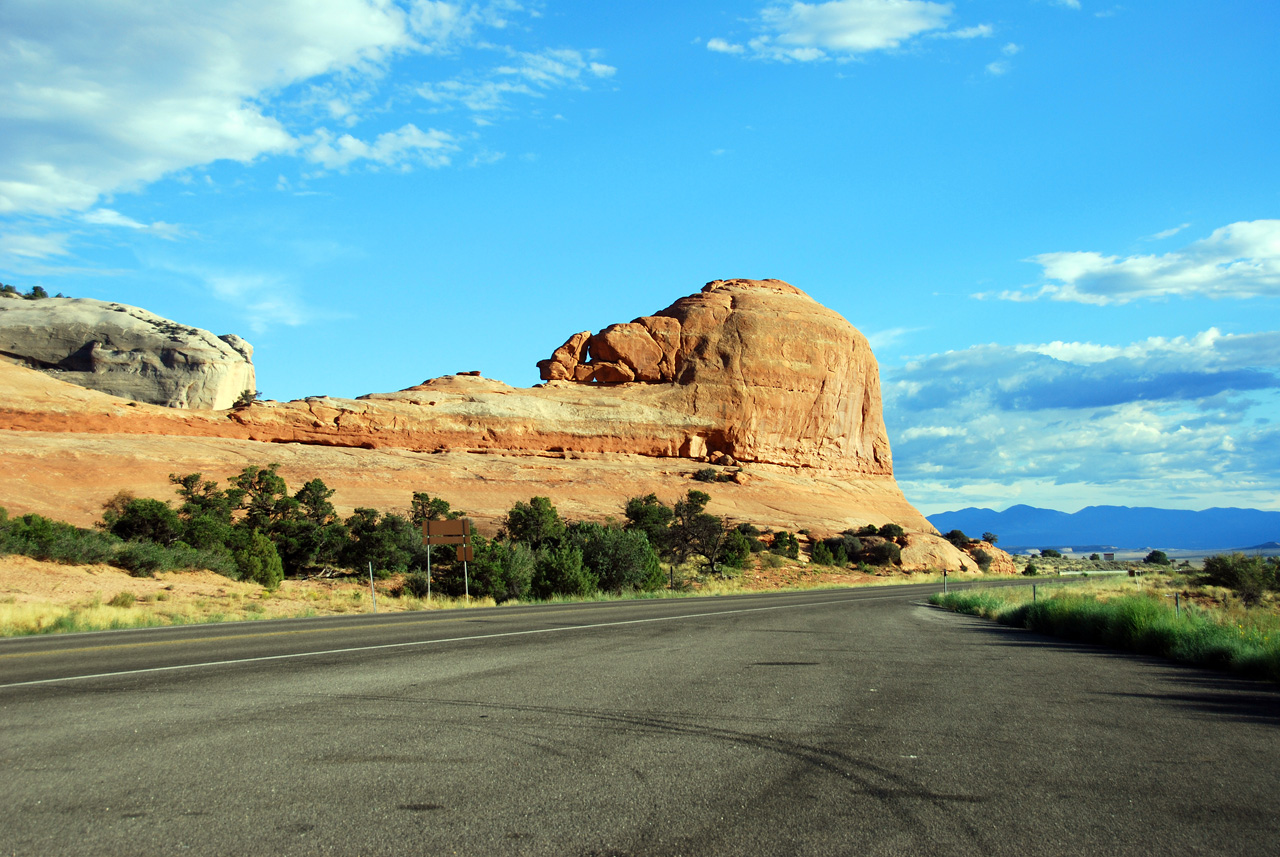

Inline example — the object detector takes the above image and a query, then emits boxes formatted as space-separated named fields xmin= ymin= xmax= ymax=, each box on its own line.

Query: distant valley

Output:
xmin=927 ymin=505 xmax=1280 ymax=552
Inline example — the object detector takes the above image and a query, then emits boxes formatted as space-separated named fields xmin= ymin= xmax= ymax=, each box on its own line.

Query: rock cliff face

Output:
xmin=0 ymin=279 xmax=1005 ymax=571
xmin=537 ymin=279 xmax=892 ymax=472
xmin=0 ymin=295 xmax=254 ymax=409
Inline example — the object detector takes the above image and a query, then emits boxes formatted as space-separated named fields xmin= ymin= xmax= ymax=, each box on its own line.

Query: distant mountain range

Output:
xmin=926 ymin=505 xmax=1280 ymax=551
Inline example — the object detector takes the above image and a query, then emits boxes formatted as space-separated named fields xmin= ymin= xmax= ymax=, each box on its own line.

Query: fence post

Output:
xmin=1033 ymin=584 xmax=1037 ymax=603
xmin=368 ymin=561 xmax=378 ymax=614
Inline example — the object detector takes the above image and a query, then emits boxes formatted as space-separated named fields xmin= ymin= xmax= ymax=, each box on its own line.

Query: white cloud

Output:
xmin=707 ymin=38 xmax=746 ymax=54
xmin=1148 ymin=222 xmax=1190 ymax=241
xmin=934 ymin=24 xmax=993 ymax=40
xmin=0 ymin=1 xmax=611 ymax=216
xmin=720 ymin=0 xmax=955 ymax=62
xmin=883 ymin=328 xmax=1280 ymax=512
xmin=1002 ymin=42 xmax=1022 ymax=55
xmin=305 ymin=124 xmax=457 ymax=170
xmin=1000 ymin=220 xmax=1280 ymax=304
xmin=419 ymin=47 xmax=617 ymax=114
xmin=81 ymin=208 xmax=182 ymax=238
xmin=986 ymin=60 xmax=1009 ymax=75
xmin=0 ymin=0 xmax=420 ymax=215
xmin=0 ymin=232 xmax=71 ymax=260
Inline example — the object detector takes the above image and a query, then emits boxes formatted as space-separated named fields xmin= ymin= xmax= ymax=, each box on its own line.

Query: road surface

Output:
xmin=2 ymin=584 xmax=1278 ymax=855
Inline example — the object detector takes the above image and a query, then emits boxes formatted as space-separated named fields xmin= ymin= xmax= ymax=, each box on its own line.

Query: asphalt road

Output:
xmin=2 ymin=583 xmax=1278 ymax=855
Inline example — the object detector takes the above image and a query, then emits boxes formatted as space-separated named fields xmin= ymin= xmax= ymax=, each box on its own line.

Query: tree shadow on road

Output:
xmin=956 ymin=615 xmax=1280 ymax=726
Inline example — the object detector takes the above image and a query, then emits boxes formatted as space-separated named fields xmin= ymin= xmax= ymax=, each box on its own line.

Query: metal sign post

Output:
xmin=368 ymin=561 xmax=378 ymax=613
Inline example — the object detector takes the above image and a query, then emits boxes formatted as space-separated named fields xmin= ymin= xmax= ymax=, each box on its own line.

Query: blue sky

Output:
xmin=2 ymin=0 xmax=1278 ymax=515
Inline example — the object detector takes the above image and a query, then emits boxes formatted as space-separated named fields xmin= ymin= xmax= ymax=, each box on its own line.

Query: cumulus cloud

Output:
xmin=714 ymin=0 xmax=957 ymax=62
xmin=0 ymin=1 xmax=611 ymax=216
xmin=988 ymin=220 xmax=1280 ymax=304
xmin=305 ymin=124 xmax=457 ymax=170
xmin=883 ymin=328 xmax=1280 ymax=511
xmin=707 ymin=38 xmax=746 ymax=54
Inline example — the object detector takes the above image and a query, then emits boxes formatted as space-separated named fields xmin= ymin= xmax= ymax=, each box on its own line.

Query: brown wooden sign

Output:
xmin=424 ymin=518 xmax=473 ymax=562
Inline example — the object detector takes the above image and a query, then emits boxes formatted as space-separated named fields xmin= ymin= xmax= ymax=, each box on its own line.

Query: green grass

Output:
xmin=931 ymin=586 xmax=1280 ymax=682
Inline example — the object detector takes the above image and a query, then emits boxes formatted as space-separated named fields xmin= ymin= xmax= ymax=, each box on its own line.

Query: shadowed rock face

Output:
xmin=537 ymin=279 xmax=892 ymax=472
xmin=0 ymin=295 xmax=254 ymax=409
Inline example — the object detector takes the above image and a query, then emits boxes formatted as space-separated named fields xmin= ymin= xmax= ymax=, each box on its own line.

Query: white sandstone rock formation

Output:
xmin=0 ymin=294 xmax=254 ymax=409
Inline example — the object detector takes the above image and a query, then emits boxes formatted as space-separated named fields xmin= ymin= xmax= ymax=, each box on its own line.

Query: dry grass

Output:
xmin=0 ymin=552 xmax=993 ymax=637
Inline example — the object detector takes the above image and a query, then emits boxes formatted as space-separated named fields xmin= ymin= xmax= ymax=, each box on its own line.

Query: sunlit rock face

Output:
xmin=0 ymin=295 xmax=254 ymax=410
xmin=537 ymin=279 xmax=892 ymax=473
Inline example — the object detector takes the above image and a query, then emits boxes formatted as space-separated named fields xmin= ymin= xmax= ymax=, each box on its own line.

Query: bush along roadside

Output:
xmin=931 ymin=587 xmax=1280 ymax=683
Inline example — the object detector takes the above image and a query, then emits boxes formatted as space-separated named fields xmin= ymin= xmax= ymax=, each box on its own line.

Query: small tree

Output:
xmin=110 ymin=498 xmax=183 ymax=546
xmin=624 ymin=494 xmax=673 ymax=555
xmin=982 ymin=532 xmax=998 ymax=545
xmin=770 ymin=531 xmax=800 ymax=559
xmin=1040 ymin=548 xmax=1063 ymax=558
xmin=235 ymin=530 xmax=284 ymax=590
xmin=811 ymin=541 xmax=834 ymax=566
xmin=1143 ymin=550 xmax=1171 ymax=566
xmin=504 ymin=496 xmax=565 ymax=551
xmin=943 ymin=529 xmax=971 ymax=548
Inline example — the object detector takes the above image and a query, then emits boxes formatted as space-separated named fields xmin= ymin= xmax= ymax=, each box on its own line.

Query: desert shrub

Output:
xmin=770 ymin=531 xmax=800 ymax=559
xmin=811 ymin=541 xmax=834 ymax=566
xmin=856 ymin=524 xmax=879 ymax=538
xmin=402 ymin=571 xmax=433 ymax=598
xmin=943 ymin=529 xmax=971 ymax=548
xmin=1041 ymin=548 xmax=1063 ymax=558
xmin=982 ymin=532 xmax=998 ymax=544
xmin=1023 ymin=561 xmax=1039 ymax=576
xmin=759 ymin=552 xmax=784 ymax=569
xmin=1202 ymin=553 xmax=1277 ymax=605
xmin=114 ymin=541 xmax=174 ymax=577
xmin=570 ymin=523 xmax=663 ymax=592
xmin=878 ymin=523 xmax=906 ymax=540
xmin=1089 ymin=553 xmax=1101 ymax=561
xmin=107 ymin=591 xmax=136 ymax=608
xmin=110 ymin=498 xmax=183 ymax=546
xmin=469 ymin=538 xmax=535 ymax=603
xmin=165 ymin=543 xmax=237 ymax=577
xmin=234 ymin=530 xmax=284 ymax=590
xmin=866 ymin=540 xmax=901 ymax=566
xmin=2 ymin=513 xmax=119 ymax=565
xmin=532 ymin=544 xmax=598 ymax=599
xmin=504 ymin=496 xmax=566 ymax=551
xmin=692 ymin=468 xmax=718 ymax=483
xmin=233 ymin=389 xmax=261 ymax=408
xmin=1143 ymin=550 xmax=1171 ymax=566
xmin=720 ymin=528 xmax=752 ymax=570
xmin=831 ymin=544 xmax=849 ymax=566
xmin=737 ymin=522 xmax=765 ymax=553
xmin=341 ymin=508 xmax=422 ymax=577
xmin=624 ymin=494 xmax=674 ymax=554
xmin=972 ymin=548 xmax=993 ymax=572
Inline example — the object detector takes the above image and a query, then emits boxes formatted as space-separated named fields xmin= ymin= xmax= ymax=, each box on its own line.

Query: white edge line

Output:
xmin=1 ymin=593 xmax=890 ymax=690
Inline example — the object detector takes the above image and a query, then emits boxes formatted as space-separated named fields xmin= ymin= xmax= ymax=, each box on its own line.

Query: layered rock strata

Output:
xmin=536 ymin=279 xmax=892 ymax=472
xmin=0 ymin=279 xmax=1001 ymax=570
xmin=0 ymin=295 xmax=254 ymax=409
